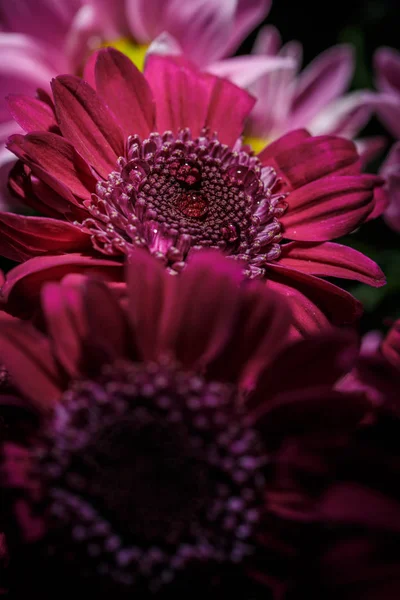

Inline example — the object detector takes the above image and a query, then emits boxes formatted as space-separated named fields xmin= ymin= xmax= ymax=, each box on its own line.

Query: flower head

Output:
xmin=212 ymin=26 xmax=382 ymax=161
xmin=0 ymin=50 xmax=385 ymax=334
xmin=0 ymin=250 xmax=368 ymax=598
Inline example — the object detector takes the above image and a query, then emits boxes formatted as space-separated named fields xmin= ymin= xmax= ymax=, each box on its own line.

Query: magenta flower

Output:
xmin=0 ymin=249 xmax=368 ymax=598
xmin=211 ymin=26 xmax=383 ymax=160
xmin=0 ymin=0 xmax=276 ymax=209
xmin=0 ymin=50 xmax=385 ymax=335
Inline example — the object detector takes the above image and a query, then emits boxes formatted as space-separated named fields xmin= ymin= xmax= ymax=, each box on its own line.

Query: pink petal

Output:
xmin=248 ymin=40 xmax=301 ymax=138
xmin=0 ymin=254 xmax=124 ymax=319
xmin=8 ymin=132 xmax=96 ymax=200
xmin=94 ymin=48 xmax=155 ymax=140
xmin=206 ymin=278 xmax=291 ymax=388
xmin=265 ymin=263 xmax=362 ymax=336
xmin=207 ymin=54 xmax=295 ymax=89
xmin=382 ymin=319 xmax=400 ymax=371
xmin=280 ymin=241 xmax=385 ymax=287
xmin=51 ymin=75 xmax=124 ymax=179
xmin=204 ymin=75 xmax=256 ymax=145
xmin=381 ymin=142 xmax=400 ymax=232
xmin=258 ymin=129 xmax=311 ymax=163
xmin=161 ymin=251 xmax=244 ymax=370
xmin=367 ymin=186 xmax=390 ymax=222
xmin=138 ymin=0 xmax=236 ymax=66
xmin=0 ymin=320 xmax=63 ymax=412
xmin=7 ymin=138 xmax=84 ymax=210
xmin=7 ymin=94 xmax=57 ymax=134
xmin=289 ymin=45 xmax=355 ymax=130
xmin=252 ymin=25 xmax=282 ymax=56
xmin=145 ymin=55 xmax=254 ymax=145
xmin=320 ymin=483 xmax=400 ymax=532
xmin=0 ymin=0 xmax=82 ymax=48
xmin=145 ymin=55 xmax=212 ymax=138
xmin=373 ymin=92 xmax=400 ymax=139
xmin=125 ymin=0 xmax=167 ymax=43
xmin=0 ymin=157 xmax=26 ymax=212
xmin=307 ymin=91 xmax=376 ymax=138
xmin=41 ymin=281 xmax=87 ymax=379
xmin=374 ymin=47 xmax=400 ymax=95
xmin=146 ymin=32 xmax=183 ymax=60
xmin=222 ymin=0 xmax=272 ymax=57
xmin=82 ymin=279 xmax=128 ymax=371
xmin=356 ymin=136 xmax=387 ymax=166
xmin=252 ymin=388 xmax=367 ymax=437
xmin=281 ymin=174 xmax=381 ymax=241
xmin=126 ymin=249 xmax=170 ymax=362
xmin=261 ymin=135 xmax=360 ymax=190
xmin=0 ymin=213 xmax=91 ymax=261
xmin=82 ymin=49 xmax=98 ymax=88
xmin=251 ymin=330 xmax=359 ymax=407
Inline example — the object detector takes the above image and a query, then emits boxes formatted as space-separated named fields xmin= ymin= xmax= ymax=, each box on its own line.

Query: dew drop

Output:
xmin=221 ymin=222 xmax=240 ymax=243
xmin=176 ymin=192 xmax=209 ymax=218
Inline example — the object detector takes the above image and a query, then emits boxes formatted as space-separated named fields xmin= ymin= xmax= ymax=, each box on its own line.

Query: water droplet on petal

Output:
xmin=227 ymin=165 xmax=249 ymax=184
xmin=176 ymin=192 xmax=209 ymax=218
xmin=221 ymin=222 xmax=240 ymax=243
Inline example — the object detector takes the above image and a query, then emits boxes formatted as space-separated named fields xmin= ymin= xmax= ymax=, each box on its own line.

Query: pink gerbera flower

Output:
xmin=0 ymin=50 xmax=385 ymax=334
xmin=211 ymin=26 xmax=384 ymax=162
xmin=0 ymin=250 xmax=368 ymax=598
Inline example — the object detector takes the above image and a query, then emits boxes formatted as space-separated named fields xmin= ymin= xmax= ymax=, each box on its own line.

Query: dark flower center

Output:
xmin=43 ymin=360 xmax=267 ymax=592
xmin=82 ymin=129 xmax=287 ymax=277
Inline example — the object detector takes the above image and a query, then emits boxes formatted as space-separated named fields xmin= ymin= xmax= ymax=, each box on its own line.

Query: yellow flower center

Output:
xmin=243 ymin=135 xmax=270 ymax=155
xmin=101 ymin=38 xmax=149 ymax=71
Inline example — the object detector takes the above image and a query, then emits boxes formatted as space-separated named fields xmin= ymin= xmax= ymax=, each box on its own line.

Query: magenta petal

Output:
xmin=290 ymin=45 xmax=355 ymax=129
xmin=266 ymin=263 xmax=362 ymax=336
xmin=8 ymin=132 xmax=96 ymax=200
xmin=260 ymin=330 xmax=358 ymax=400
xmin=253 ymin=388 xmax=367 ymax=437
xmin=95 ymin=48 xmax=155 ymax=140
xmin=0 ymin=254 xmax=124 ymax=319
xmin=161 ymin=251 xmax=244 ymax=370
xmin=7 ymin=94 xmax=57 ymax=133
xmin=83 ymin=49 xmax=98 ymax=88
xmin=204 ymin=75 xmax=256 ymax=145
xmin=249 ymin=332 xmax=359 ymax=414
xmin=145 ymin=55 xmax=254 ymax=144
xmin=145 ymin=55 xmax=212 ymax=137
xmin=0 ymin=321 xmax=62 ymax=412
xmin=280 ymin=241 xmax=386 ymax=287
xmin=51 ymin=75 xmax=124 ymax=178
xmin=0 ymin=213 xmax=91 ymax=262
xmin=83 ymin=279 xmax=128 ymax=370
xmin=320 ymin=483 xmax=400 ymax=532
xmin=373 ymin=93 xmax=400 ymax=138
xmin=206 ymin=280 xmax=291 ymax=388
xmin=382 ymin=142 xmax=400 ymax=232
xmin=258 ymin=129 xmax=311 ymax=163
xmin=126 ymin=250 xmax=170 ymax=362
xmin=281 ymin=175 xmax=380 ymax=241
xmin=41 ymin=281 xmax=87 ymax=379
xmin=263 ymin=135 xmax=360 ymax=190
xmin=375 ymin=47 xmax=400 ymax=95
